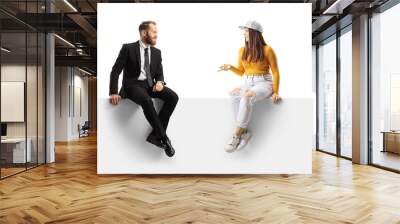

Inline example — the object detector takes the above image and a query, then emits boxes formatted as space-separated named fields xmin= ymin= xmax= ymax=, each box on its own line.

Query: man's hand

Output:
xmin=109 ymin=94 xmax=121 ymax=105
xmin=152 ymin=81 xmax=164 ymax=92
xmin=271 ymin=93 xmax=281 ymax=104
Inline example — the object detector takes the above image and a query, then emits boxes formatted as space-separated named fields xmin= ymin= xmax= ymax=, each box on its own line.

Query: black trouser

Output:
xmin=125 ymin=81 xmax=179 ymax=140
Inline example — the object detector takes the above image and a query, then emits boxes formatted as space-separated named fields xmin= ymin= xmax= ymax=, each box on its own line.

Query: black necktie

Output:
xmin=144 ymin=48 xmax=153 ymax=88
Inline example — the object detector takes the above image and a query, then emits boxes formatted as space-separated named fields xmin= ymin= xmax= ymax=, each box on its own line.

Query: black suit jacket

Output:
xmin=109 ymin=40 xmax=165 ymax=98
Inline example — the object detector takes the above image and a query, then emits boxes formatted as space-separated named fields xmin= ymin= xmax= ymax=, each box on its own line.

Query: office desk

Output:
xmin=381 ymin=131 xmax=400 ymax=154
xmin=1 ymin=138 xmax=32 ymax=163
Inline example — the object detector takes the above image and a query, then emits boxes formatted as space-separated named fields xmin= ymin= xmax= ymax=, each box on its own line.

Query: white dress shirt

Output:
xmin=138 ymin=39 xmax=151 ymax=80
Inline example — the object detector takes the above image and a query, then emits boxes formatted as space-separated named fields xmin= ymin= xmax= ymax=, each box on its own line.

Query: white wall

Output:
xmin=71 ymin=72 xmax=89 ymax=138
xmin=55 ymin=66 xmax=69 ymax=141
xmin=1 ymin=65 xmax=41 ymax=138
xmin=1 ymin=64 xmax=46 ymax=164
xmin=55 ymin=67 xmax=89 ymax=141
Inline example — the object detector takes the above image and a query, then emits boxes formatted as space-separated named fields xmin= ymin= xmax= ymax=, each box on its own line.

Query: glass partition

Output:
xmin=1 ymin=31 xmax=28 ymax=177
xmin=0 ymin=1 xmax=46 ymax=179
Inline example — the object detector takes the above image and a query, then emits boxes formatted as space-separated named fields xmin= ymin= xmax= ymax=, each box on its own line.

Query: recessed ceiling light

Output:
xmin=54 ymin=34 xmax=75 ymax=48
xmin=77 ymin=67 xmax=93 ymax=76
xmin=1 ymin=47 xmax=11 ymax=53
xmin=323 ymin=0 xmax=355 ymax=15
xmin=63 ymin=0 xmax=78 ymax=12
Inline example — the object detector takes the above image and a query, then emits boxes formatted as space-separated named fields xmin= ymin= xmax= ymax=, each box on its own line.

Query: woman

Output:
xmin=219 ymin=20 xmax=281 ymax=153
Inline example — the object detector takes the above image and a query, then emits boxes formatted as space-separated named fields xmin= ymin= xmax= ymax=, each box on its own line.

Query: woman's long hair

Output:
xmin=242 ymin=28 xmax=267 ymax=63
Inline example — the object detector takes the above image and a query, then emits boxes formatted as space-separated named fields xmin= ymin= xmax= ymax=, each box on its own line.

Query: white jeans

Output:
xmin=229 ymin=74 xmax=273 ymax=128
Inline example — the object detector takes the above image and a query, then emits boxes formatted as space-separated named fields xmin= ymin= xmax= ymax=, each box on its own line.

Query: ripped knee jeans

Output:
xmin=229 ymin=74 xmax=273 ymax=129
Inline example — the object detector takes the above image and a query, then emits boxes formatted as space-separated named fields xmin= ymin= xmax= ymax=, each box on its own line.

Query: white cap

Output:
xmin=239 ymin=20 xmax=263 ymax=33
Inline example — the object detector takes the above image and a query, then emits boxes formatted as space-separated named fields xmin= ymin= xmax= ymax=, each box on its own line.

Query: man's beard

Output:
xmin=143 ymin=35 xmax=156 ymax=46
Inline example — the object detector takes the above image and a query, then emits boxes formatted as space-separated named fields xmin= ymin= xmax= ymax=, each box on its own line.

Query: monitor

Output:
xmin=1 ymin=123 xmax=7 ymax=137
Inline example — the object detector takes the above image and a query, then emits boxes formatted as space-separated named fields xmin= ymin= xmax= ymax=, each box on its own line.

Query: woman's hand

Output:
xmin=271 ymin=93 xmax=281 ymax=104
xmin=230 ymin=87 xmax=241 ymax=95
xmin=219 ymin=64 xmax=231 ymax=71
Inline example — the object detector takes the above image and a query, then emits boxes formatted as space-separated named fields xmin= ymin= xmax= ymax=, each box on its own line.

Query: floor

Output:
xmin=0 ymin=134 xmax=400 ymax=223
xmin=0 ymin=167 xmax=26 ymax=178
xmin=372 ymin=150 xmax=400 ymax=171
xmin=1 ymin=163 xmax=43 ymax=178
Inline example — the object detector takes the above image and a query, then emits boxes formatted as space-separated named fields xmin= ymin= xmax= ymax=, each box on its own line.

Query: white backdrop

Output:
xmin=97 ymin=3 xmax=313 ymax=174
xmin=98 ymin=3 xmax=312 ymax=98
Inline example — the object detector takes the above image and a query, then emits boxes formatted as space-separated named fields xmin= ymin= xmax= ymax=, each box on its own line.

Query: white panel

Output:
xmin=98 ymin=98 xmax=313 ymax=174
xmin=97 ymin=3 xmax=312 ymax=174
xmin=1 ymin=82 xmax=25 ymax=122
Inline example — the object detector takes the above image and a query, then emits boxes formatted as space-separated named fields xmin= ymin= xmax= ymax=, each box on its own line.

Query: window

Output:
xmin=317 ymin=35 xmax=337 ymax=154
xmin=370 ymin=3 xmax=400 ymax=171
xmin=339 ymin=27 xmax=352 ymax=158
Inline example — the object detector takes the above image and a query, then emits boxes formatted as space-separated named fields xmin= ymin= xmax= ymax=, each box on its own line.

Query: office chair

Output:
xmin=79 ymin=121 xmax=90 ymax=138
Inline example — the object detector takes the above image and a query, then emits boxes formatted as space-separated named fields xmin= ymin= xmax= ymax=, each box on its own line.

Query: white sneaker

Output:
xmin=237 ymin=130 xmax=252 ymax=150
xmin=224 ymin=135 xmax=241 ymax=153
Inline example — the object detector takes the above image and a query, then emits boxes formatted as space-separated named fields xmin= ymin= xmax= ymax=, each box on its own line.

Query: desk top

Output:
xmin=381 ymin=131 xmax=400 ymax=134
xmin=1 ymin=138 xmax=30 ymax=143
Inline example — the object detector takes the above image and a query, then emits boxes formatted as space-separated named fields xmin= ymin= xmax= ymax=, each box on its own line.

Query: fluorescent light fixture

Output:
xmin=1 ymin=47 xmax=11 ymax=53
xmin=78 ymin=67 xmax=93 ymax=76
xmin=323 ymin=0 xmax=355 ymax=15
xmin=54 ymin=34 xmax=75 ymax=48
xmin=63 ymin=0 xmax=78 ymax=12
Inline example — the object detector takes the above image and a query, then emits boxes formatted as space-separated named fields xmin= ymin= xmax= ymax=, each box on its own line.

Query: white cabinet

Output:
xmin=1 ymin=138 xmax=32 ymax=163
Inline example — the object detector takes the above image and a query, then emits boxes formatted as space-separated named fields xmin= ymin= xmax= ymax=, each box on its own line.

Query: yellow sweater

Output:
xmin=229 ymin=45 xmax=280 ymax=94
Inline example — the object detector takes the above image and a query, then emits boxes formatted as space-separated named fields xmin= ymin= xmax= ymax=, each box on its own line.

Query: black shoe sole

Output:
xmin=165 ymin=148 xmax=175 ymax=157
xmin=146 ymin=136 xmax=166 ymax=149
xmin=163 ymin=138 xmax=175 ymax=157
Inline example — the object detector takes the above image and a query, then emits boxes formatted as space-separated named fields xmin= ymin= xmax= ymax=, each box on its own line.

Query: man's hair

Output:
xmin=139 ymin=21 xmax=156 ymax=32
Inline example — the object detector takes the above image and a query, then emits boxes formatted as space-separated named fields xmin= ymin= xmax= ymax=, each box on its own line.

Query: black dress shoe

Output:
xmin=146 ymin=133 xmax=165 ymax=149
xmin=161 ymin=137 xmax=175 ymax=157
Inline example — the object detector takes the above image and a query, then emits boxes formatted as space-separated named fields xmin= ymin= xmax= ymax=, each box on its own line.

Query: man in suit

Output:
xmin=109 ymin=21 xmax=179 ymax=157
